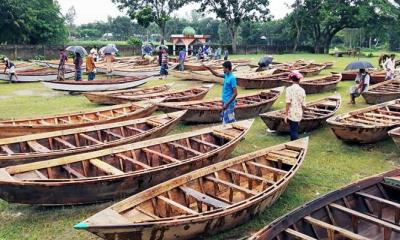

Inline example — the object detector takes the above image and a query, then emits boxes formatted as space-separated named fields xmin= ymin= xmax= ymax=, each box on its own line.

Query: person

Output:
xmin=208 ymin=47 xmax=213 ymax=60
xmin=104 ymin=52 xmax=114 ymax=74
xmin=90 ymin=46 xmax=98 ymax=62
xmin=349 ymin=68 xmax=370 ymax=105
xmin=198 ymin=46 xmax=204 ymax=60
xmin=178 ymin=48 xmax=186 ymax=71
xmin=224 ymin=49 xmax=229 ymax=61
xmin=257 ymin=55 xmax=273 ymax=72
xmin=378 ymin=54 xmax=389 ymax=69
xmin=215 ymin=47 xmax=222 ymax=60
xmin=3 ymin=57 xmax=19 ymax=82
xmin=73 ymin=53 xmax=83 ymax=81
xmin=159 ymin=48 xmax=169 ymax=79
xmin=158 ymin=46 xmax=163 ymax=67
xmin=284 ymin=72 xmax=306 ymax=141
xmin=86 ymin=51 xmax=96 ymax=81
xmin=383 ymin=54 xmax=396 ymax=80
xmin=57 ymin=49 xmax=68 ymax=81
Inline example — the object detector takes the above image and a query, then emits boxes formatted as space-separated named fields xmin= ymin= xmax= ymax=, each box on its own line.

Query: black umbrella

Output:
xmin=100 ymin=44 xmax=118 ymax=54
xmin=258 ymin=56 xmax=274 ymax=67
xmin=66 ymin=46 xmax=87 ymax=56
xmin=345 ymin=61 xmax=374 ymax=71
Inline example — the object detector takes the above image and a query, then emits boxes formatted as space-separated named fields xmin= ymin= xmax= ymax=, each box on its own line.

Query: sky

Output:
xmin=58 ymin=0 xmax=294 ymax=25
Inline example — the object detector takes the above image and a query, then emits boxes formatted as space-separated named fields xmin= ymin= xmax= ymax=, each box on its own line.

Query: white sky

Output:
xmin=58 ymin=0 xmax=294 ymax=25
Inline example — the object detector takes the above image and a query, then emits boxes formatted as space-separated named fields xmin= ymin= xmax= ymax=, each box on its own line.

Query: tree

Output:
xmin=65 ymin=6 xmax=76 ymax=39
xmin=112 ymin=0 xmax=189 ymax=43
xmin=0 ymin=0 xmax=67 ymax=44
xmin=195 ymin=0 xmax=270 ymax=53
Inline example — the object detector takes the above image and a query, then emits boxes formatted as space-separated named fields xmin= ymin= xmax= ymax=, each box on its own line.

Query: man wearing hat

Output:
xmin=284 ymin=72 xmax=306 ymax=140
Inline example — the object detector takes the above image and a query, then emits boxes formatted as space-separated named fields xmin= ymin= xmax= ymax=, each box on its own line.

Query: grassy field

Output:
xmin=0 ymin=53 xmax=399 ymax=240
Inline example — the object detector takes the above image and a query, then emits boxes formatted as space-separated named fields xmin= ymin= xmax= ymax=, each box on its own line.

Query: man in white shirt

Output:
xmin=383 ymin=54 xmax=396 ymax=80
xmin=284 ymin=72 xmax=306 ymax=140
xmin=349 ymin=69 xmax=370 ymax=104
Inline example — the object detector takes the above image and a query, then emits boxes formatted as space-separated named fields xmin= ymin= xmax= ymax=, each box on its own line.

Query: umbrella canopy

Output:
xmin=345 ymin=61 xmax=374 ymax=71
xmin=258 ymin=56 xmax=274 ymax=67
xmin=66 ymin=46 xmax=87 ymax=56
xmin=142 ymin=45 xmax=153 ymax=55
xmin=100 ymin=44 xmax=118 ymax=54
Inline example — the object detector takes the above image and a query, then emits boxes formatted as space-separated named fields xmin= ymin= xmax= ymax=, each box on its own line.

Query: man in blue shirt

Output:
xmin=221 ymin=61 xmax=237 ymax=124
xmin=178 ymin=49 xmax=186 ymax=71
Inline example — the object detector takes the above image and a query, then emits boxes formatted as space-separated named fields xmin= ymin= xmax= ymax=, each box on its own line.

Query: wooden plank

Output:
xmin=190 ymin=138 xmax=219 ymax=149
xmin=136 ymin=207 xmax=160 ymax=219
xmin=35 ymin=170 xmax=48 ymax=179
xmin=157 ymin=195 xmax=198 ymax=215
xmin=89 ymin=158 xmax=124 ymax=175
xmin=39 ymin=119 xmax=51 ymax=125
xmin=95 ymin=112 xmax=112 ymax=120
xmin=285 ymin=228 xmax=317 ymax=240
xmin=1 ymin=145 xmax=14 ymax=154
xmin=142 ymin=148 xmax=181 ymax=164
xmin=246 ymin=161 xmax=288 ymax=175
xmin=179 ymin=186 xmax=230 ymax=208
xmin=168 ymin=142 xmax=202 ymax=155
xmin=270 ymin=150 xmax=299 ymax=158
xmin=58 ymin=118 xmax=71 ymax=124
xmin=115 ymin=153 xmax=152 ymax=169
xmin=226 ymin=168 xmax=275 ymax=185
xmin=304 ymin=216 xmax=369 ymax=240
xmin=103 ymin=130 xmax=123 ymax=139
xmin=126 ymin=126 xmax=145 ymax=133
xmin=62 ymin=165 xmax=85 ymax=178
xmin=27 ymin=141 xmax=51 ymax=153
xmin=205 ymin=176 xmax=257 ymax=196
xmin=79 ymin=133 xmax=103 ymax=144
xmin=356 ymin=192 xmax=400 ymax=209
xmin=78 ymin=115 xmax=95 ymax=122
xmin=54 ymin=137 xmax=76 ymax=148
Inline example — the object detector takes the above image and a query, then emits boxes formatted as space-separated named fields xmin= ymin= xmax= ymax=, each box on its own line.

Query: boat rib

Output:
xmin=249 ymin=169 xmax=400 ymax=240
xmin=0 ymin=111 xmax=186 ymax=167
xmin=0 ymin=120 xmax=253 ymax=205
xmin=362 ymin=79 xmax=400 ymax=104
xmin=74 ymin=137 xmax=308 ymax=240
xmin=261 ymin=94 xmax=341 ymax=133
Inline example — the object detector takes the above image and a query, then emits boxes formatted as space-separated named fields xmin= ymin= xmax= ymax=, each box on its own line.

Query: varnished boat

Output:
xmin=250 ymin=169 xmax=400 ymax=240
xmin=341 ymin=70 xmax=386 ymax=84
xmin=83 ymin=85 xmax=213 ymax=105
xmin=261 ymin=94 xmax=341 ymax=133
xmin=323 ymin=61 xmax=335 ymax=69
xmin=157 ymin=87 xmax=284 ymax=123
xmin=0 ymin=101 xmax=158 ymax=138
xmin=42 ymin=76 xmax=150 ymax=92
xmin=298 ymin=65 xmax=326 ymax=77
xmin=389 ymin=127 xmax=400 ymax=149
xmin=0 ymin=111 xmax=185 ymax=167
xmin=362 ymin=79 xmax=400 ymax=104
xmin=170 ymin=70 xmax=223 ymax=84
xmin=83 ymin=84 xmax=173 ymax=105
xmin=184 ymin=59 xmax=252 ymax=71
xmin=74 ymin=137 xmax=308 ymax=240
xmin=0 ymin=68 xmax=75 ymax=82
xmin=281 ymin=74 xmax=342 ymax=94
xmin=327 ymin=99 xmax=400 ymax=144
xmin=0 ymin=120 xmax=253 ymax=205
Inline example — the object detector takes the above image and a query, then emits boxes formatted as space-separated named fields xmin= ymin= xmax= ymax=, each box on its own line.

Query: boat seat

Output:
xmin=179 ymin=186 xmax=230 ymax=208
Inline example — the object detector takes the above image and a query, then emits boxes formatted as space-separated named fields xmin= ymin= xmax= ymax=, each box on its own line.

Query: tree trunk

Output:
xmin=159 ymin=23 xmax=166 ymax=44
xmin=293 ymin=27 xmax=302 ymax=53
xmin=229 ymin=25 xmax=238 ymax=54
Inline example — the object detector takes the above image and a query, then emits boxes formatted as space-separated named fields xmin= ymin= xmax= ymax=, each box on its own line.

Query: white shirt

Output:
xmin=286 ymin=84 xmax=306 ymax=122
xmin=355 ymin=73 xmax=370 ymax=92
xmin=384 ymin=58 xmax=395 ymax=72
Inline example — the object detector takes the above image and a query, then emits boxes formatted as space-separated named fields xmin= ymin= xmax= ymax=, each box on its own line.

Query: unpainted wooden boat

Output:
xmin=327 ymin=99 xmax=400 ymax=144
xmin=0 ymin=68 xmax=75 ymax=82
xmin=0 ymin=120 xmax=253 ymax=205
xmin=261 ymin=94 xmax=341 ymax=133
xmin=108 ymin=64 xmax=178 ymax=77
xmin=323 ymin=61 xmax=335 ymax=69
xmin=34 ymin=60 xmax=82 ymax=71
xmin=249 ymin=169 xmax=400 ymax=240
xmin=170 ymin=70 xmax=223 ymax=84
xmin=298 ymin=64 xmax=326 ymax=77
xmin=0 ymin=111 xmax=185 ymax=167
xmin=74 ymin=137 xmax=308 ymax=240
xmin=362 ymin=79 xmax=400 ymax=105
xmin=0 ymin=101 xmax=158 ymax=138
xmin=83 ymin=85 xmax=213 ymax=105
xmin=42 ymin=76 xmax=150 ymax=92
xmin=341 ymin=70 xmax=386 ymax=84
xmin=83 ymin=84 xmax=173 ymax=105
xmin=184 ymin=59 xmax=252 ymax=71
xmin=281 ymin=74 xmax=342 ymax=94
xmin=157 ymin=87 xmax=284 ymax=123
xmin=389 ymin=127 xmax=400 ymax=149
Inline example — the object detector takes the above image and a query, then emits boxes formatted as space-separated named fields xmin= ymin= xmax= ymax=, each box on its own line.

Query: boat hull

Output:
xmin=329 ymin=124 xmax=392 ymax=144
xmin=362 ymin=92 xmax=400 ymax=105
xmin=237 ymin=78 xmax=282 ymax=89
xmin=262 ymin=117 xmax=329 ymax=133
xmin=0 ymin=71 xmax=75 ymax=82
xmin=170 ymin=70 xmax=223 ymax=84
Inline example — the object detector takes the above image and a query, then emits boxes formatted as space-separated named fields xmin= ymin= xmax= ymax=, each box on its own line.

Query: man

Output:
xmin=349 ymin=68 xmax=370 ymax=105
xmin=284 ymin=72 xmax=306 ymax=141
xmin=3 ymin=57 xmax=19 ymax=82
xmin=90 ymin=46 xmax=98 ymax=62
xmin=159 ymin=48 xmax=169 ymax=79
xmin=73 ymin=53 xmax=83 ymax=81
xmin=178 ymin=48 xmax=186 ymax=71
xmin=57 ymin=49 xmax=68 ymax=81
xmin=104 ymin=52 xmax=114 ymax=74
xmin=86 ymin=51 xmax=96 ymax=81
xmin=224 ymin=49 xmax=229 ymax=61
xmin=383 ymin=54 xmax=396 ymax=80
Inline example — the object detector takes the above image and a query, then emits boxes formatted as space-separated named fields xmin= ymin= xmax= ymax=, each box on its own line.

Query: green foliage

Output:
xmin=132 ymin=6 xmax=155 ymax=29
xmin=127 ymin=37 xmax=142 ymax=46
xmin=0 ymin=0 xmax=67 ymax=44
xmin=182 ymin=26 xmax=196 ymax=36
xmin=31 ymin=55 xmax=45 ymax=61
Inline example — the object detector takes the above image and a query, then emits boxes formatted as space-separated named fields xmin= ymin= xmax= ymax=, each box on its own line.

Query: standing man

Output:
xmin=224 ymin=49 xmax=229 ymax=61
xmin=86 ymin=51 xmax=96 ymax=81
xmin=73 ymin=53 xmax=83 ymax=81
xmin=104 ymin=52 xmax=114 ymax=74
xmin=159 ymin=48 xmax=169 ymax=79
xmin=178 ymin=48 xmax=186 ymax=71
xmin=383 ymin=54 xmax=396 ymax=80
xmin=284 ymin=72 xmax=306 ymax=141
xmin=57 ymin=49 xmax=68 ymax=81
xmin=3 ymin=57 xmax=19 ymax=82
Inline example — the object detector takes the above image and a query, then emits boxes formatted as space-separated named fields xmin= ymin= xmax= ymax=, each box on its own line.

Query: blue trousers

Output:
xmin=88 ymin=72 xmax=96 ymax=81
xmin=160 ymin=64 xmax=168 ymax=75
xmin=289 ymin=120 xmax=299 ymax=141
xmin=75 ymin=69 xmax=82 ymax=81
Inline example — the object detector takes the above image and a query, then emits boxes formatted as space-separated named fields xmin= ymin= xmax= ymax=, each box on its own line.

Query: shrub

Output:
xmin=127 ymin=38 xmax=142 ymax=46
xmin=32 ymin=55 xmax=46 ymax=60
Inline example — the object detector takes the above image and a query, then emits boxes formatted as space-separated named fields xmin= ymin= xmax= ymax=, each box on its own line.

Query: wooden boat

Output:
xmin=74 ymin=137 xmax=308 ymax=240
xmin=323 ymin=61 xmax=335 ymax=69
xmin=0 ymin=120 xmax=253 ymax=205
xmin=0 ymin=101 xmax=158 ymax=138
xmin=236 ymin=72 xmax=289 ymax=89
xmin=184 ymin=59 xmax=251 ymax=71
xmin=83 ymin=85 xmax=213 ymax=105
xmin=341 ymin=70 xmax=386 ymax=84
xmin=281 ymin=74 xmax=342 ymax=94
xmin=35 ymin=60 xmax=83 ymax=71
xmin=389 ymin=127 xmax=400 ymax=149
xmin=108 ymin=63 xmax=178 ymax=77
xmin=362 ymin=79 xmax=400 ymax=105
xmin=249 ymin=169 xmax=400 ymax=240
xmin=0 ymin=68 xmax=75 ymax=82
xmin=298 ymin=64 xmax=326 ymax=77
xmin=261 ymin=94 xmax=341 ymax=133
xmin=170 ymin=70 xmax=223 ymax=84
xmin=83 ymin=84 xmax=173 ymax=105
xmin=327 ymin=99 xmax=400 ymax=144
xmin=42 ymin=76 xmax=150 ymax=92
xmin=0 ymin=111 xmax=185 ymax=167
xmin=157 ymin=87 xmax=284 ymax=123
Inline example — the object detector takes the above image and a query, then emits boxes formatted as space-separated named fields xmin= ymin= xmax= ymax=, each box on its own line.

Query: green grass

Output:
xmin=0 ymin=54 xmax=399 ymax=240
